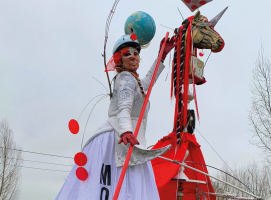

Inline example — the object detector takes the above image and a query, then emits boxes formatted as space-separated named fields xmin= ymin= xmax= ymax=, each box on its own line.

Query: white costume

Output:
xmin=55 ymin=59 xmax=170 ymax=200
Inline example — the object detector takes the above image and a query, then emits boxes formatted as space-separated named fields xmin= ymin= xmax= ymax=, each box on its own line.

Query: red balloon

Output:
xmin=74 ymin=152 xmax=87 ymax=166
xmin=76 ymin=167 xmax=88 ymax=181
xmin=68 ymin=119 xmax=79 ymax=134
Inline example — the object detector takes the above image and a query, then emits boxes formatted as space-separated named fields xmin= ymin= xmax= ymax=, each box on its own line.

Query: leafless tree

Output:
xmin=212 ymin=161 xmax=271 ymax=200
xmin=0 ymin=119 xmax=22 ymax=200
xmin=249 ymin=47 xmax=271 ymax=166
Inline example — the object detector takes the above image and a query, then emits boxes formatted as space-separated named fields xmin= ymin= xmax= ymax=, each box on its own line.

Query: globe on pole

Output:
xmin=124 ymin=11 xmax=156 ymax=46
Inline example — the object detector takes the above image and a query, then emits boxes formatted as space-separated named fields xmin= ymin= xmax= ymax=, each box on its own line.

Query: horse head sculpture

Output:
xmin=192 ymin=11 xmax=224 ymax=52
xmin=181 ymin=10 xmax=226 ymax=53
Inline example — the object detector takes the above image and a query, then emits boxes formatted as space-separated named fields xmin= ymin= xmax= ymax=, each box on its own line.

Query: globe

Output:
xmin=124 ymin=11 xmax=156 ymax=46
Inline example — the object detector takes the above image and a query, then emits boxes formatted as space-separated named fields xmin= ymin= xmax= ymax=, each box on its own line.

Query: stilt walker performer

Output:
xmin=55 ymin=33 xmax=176 ymax=200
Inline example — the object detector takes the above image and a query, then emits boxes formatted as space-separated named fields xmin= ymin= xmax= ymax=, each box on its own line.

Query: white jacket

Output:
xmin=84 ymin=59 xmax=170 ymax=167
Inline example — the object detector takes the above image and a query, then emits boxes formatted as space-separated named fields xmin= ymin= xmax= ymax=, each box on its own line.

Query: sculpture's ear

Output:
xmin=194 ymin=11 xmax=201 ymax=20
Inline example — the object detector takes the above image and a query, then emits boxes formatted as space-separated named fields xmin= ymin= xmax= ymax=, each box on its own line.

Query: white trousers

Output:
xmin=55 ymin=131 xmax=160 ymax=200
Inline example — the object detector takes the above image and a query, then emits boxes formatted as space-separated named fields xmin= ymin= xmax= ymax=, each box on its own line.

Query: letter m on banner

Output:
xmin=100 ymin=164 xmax=111 ymax=186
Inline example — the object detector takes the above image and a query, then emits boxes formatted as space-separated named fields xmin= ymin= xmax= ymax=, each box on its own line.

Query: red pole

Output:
xmin=182 ymin=23 xmax=192 ymax=128
xmin=112 ymin=32 xmax=169 ymax=200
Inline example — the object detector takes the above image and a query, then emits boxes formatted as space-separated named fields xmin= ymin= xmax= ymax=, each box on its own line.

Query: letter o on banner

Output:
xmin=100 ymin=187 xmax=109 ymax=200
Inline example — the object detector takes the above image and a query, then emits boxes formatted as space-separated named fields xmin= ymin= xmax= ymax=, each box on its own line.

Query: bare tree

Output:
xmin=212 ymin=161 xmax=271 ymax=200
xmin=0 ymin=119 xmax=22 ymax=200
xmin=249 ymin=47 xmax=271 ymax=165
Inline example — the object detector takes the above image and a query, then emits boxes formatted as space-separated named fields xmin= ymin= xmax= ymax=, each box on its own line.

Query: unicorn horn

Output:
xmin=210 ymin=6 xmax=229 ymax=28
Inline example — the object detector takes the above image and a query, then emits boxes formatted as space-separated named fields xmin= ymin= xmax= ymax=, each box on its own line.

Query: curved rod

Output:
xmin=103 ymin=0 xmax=121 ymax=99
xmin=153 ymin=160 xmax=254 ymax=195
xmin=103 ymin=50 xmax=112 ymax=99
xmin=186 ymin=161 xmax=255 ymax=195
xmin=205 ymin=192 xmax=258 ymax=200
xmin=158 ymin=156 xmax=262 ymax=200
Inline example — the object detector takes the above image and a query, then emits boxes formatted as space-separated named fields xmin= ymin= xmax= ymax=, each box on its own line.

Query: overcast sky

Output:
xmin=0 ymin=0 xmax=270 ymax=199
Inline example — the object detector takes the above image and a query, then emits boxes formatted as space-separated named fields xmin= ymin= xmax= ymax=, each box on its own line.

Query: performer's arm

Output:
xmin=115 ymin=72 xmax=139 ymax=146
xmin=115 ymin=72 xmax=136 ymax=135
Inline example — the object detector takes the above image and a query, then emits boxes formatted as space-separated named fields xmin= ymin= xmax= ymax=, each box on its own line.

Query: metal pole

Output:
xmin=158 ymin=156 xmax=261 ymax=199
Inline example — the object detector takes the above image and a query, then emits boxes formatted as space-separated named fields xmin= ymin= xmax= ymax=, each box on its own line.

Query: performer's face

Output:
xmin=121 ymin=47 xmax=140 ymax=72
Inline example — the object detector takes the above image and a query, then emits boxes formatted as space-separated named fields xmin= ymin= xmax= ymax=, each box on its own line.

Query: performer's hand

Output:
xmin=159 ymin=36 xmax=177 ymax=61
xmin=118 ymin=132 xmax=140 ymax=146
